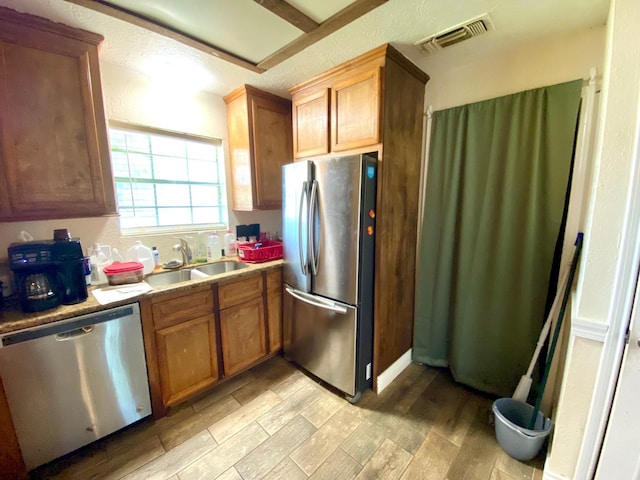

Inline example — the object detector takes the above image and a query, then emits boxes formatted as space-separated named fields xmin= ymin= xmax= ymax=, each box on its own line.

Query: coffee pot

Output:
xmin=19 ymin=272 xmax=59 ymax=312
xmin=8 ymin=231 xmax=88 ymax=313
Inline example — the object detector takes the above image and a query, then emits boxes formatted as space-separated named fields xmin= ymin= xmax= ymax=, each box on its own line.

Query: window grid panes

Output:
xmin=109 ymin=127 xmax=227 ymax=231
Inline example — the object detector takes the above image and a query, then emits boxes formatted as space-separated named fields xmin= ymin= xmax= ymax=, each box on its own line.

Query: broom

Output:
xmin=512 ymin=267 xmax=570 ymax=402
xmin=527 ymin=232 xmax=584 ymax=429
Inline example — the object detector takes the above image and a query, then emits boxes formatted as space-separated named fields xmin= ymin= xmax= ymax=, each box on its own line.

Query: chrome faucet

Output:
xmin=172 ymin=238 xmax=192 ymax=266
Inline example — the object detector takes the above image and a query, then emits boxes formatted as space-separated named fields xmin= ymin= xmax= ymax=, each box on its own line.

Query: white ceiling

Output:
xmin=0 ymin=0 xmax=609 ymax=98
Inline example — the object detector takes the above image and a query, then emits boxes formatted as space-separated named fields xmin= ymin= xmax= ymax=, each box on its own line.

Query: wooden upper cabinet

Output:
xmin=292 ymin=88 xmax=330 ymax=158
xmin=224 ymin=85 xmax=293 ymax=211
xmin=0 ymin=7 xmax=116 ymax=222
xmin=331 ymin=68 xmax=381 ymax=152
xmin=289 ymin=47 xmax=399 ymax=159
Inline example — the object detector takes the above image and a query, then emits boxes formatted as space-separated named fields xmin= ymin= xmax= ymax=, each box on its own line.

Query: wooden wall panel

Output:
xmin=373 ymin=56 xmax=427 ymax=377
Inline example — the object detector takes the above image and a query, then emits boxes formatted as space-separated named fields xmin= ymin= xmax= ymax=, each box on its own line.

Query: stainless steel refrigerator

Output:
xmin=282 ymin=152 xmax=377 ymax=402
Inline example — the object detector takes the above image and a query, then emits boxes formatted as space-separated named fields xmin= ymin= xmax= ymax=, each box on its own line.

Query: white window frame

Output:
xmin=109 ymin=121 xmax=228 ymax=236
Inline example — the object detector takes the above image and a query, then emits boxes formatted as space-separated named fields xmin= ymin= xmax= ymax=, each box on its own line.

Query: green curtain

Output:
xmin=413 ymin=80 xmax=582 ymax=397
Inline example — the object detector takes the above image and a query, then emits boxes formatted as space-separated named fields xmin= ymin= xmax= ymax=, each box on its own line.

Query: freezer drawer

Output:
xmin=284 ymin=286 xmax=358 ymax=396
xmin=0 ymin=303 xmax=151 ymax=470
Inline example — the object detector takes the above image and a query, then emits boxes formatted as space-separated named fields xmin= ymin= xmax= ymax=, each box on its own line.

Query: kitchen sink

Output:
xmin=193 ymin=260 xmax=248 ymax=276
xmin=145 ymin=261 xmax=248 ymax=287
xmin=144 ymin=269 xmax=192 ymax=287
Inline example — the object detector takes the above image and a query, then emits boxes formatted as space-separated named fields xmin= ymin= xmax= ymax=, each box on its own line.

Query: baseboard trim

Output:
xmin=571 ymin=316 xmax=609 ymax=342
xmin=376 ymin=349 xmax=412 ymax=394
xmin=543 ymin=469 xmax=569 ymax=480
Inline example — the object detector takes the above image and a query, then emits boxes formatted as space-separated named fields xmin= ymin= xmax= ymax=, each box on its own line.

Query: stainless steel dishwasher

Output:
xmin=0 ymin=303 xmax=151 ymax=470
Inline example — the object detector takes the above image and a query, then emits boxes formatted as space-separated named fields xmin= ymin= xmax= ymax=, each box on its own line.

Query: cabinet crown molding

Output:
xmin=224 ymin=84 xmax=291 ymax=105
xmin=288 ymin=43 xmax=429 ymax=95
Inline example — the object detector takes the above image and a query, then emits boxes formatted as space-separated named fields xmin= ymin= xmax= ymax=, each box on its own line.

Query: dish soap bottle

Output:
xmin=224 ymin=230 xmax=237 ymax=257
xmin=194 ymin=232 xmax=208 ymax=263
xmin=152 ymin=246 xmax=160 ymax=268
xmin=207 ymin=233 xmax=222 ymax=261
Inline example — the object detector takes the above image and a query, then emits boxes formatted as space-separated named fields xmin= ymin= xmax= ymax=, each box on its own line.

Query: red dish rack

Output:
xmin=237 ymin=240 xmax=283 ymax=263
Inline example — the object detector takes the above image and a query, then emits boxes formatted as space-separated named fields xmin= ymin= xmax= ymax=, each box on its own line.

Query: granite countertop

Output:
xmin=0 ymin=258 xmax=283 ymax=336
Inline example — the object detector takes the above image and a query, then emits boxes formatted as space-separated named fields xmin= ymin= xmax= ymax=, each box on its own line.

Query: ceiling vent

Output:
xmin=415 ymin=14 xmax=495 ymax=55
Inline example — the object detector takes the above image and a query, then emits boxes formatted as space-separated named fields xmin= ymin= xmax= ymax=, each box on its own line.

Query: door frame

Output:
xmin=575 ymin=68 xmax=640 ymax=479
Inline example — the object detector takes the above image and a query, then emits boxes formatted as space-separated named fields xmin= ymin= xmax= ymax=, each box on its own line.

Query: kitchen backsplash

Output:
xmin=0 ymin=209 xmax=282 ymax=295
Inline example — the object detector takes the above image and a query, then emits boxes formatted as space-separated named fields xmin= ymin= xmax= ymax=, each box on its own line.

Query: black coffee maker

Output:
xmin=8 ymin=231 xmax=88 ymax=313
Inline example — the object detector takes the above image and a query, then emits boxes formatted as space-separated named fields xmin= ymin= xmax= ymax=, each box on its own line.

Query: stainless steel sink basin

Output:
xmin=145 ymin=261 xmax=248 ymax=287
xmin=194 ymin=260 xmax=248 ymax=276
xmin=145 ymin=269 xmax=192 ymax=287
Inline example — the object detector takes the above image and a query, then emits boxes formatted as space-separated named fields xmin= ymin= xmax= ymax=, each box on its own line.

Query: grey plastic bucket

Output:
xmin=492 ymin=398 xmax=553 ymax=461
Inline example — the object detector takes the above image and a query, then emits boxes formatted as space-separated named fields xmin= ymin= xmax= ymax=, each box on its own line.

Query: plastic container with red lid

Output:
xmin=103 ymin=261 xmax=145 ymax=285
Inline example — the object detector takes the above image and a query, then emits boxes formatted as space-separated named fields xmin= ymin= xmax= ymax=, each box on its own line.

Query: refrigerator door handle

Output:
xmin=298 ymin=181 xmax=308 ymax=275
xmin=309 ymin=179 xmax=320 ymax=275
xmin=285 ymin=286 xmax=348 ymax=315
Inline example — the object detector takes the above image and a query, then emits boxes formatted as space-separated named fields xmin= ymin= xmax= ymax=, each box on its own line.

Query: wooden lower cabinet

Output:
xmin=266 ymin=269 xmax=283 ymax=352
xmin=141 ymin=285 xmax=219 ymax=417
xmin=156 ymin=314 xmax=218 ymax=407
xmin=220 ymin=297 xmax=266 ymax=376
xmin=142 ymin=267 xmax=283 ymax=418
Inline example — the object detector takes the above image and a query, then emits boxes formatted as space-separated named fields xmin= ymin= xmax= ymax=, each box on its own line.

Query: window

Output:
xmin=109 ymin=123 xmax=227 ymax=233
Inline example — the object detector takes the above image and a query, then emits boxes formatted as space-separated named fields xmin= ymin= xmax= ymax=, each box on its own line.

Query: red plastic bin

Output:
xmin=237 ymin=240 xmax=283 ymax=263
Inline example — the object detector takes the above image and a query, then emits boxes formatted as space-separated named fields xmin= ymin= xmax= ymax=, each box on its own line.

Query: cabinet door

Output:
xmin=226 ymin=92 xmax=253 ymax=211
xmin=250 ymin=95 xmax=292 ymax=209
xmin=220 ymin=297 xmax=267 ymax=376
xmin=155 ymin=314 xmax=219 ymax=407
xmin=331 ymin=68 xmax=381 ymax=152
xmin=0 ymin=18 xmax=115 ymax=221
xmin=292 ymin=88 xmax=330 ymax=158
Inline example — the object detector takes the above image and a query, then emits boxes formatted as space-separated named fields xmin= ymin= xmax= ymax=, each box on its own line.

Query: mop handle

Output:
xmin=523 ymin=268 xmax=571 ymax=378
xmin=527 ymin=232 xmax=584 ymax=430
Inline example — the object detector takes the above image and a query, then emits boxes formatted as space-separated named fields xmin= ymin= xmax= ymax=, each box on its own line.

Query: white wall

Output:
xmin=422 ymin=26 xmax=605 ymax=111
xmin=0 ymin=62 xmax=282 ymax=293
xmin=548 ymin=0 xmax=640 ymax=477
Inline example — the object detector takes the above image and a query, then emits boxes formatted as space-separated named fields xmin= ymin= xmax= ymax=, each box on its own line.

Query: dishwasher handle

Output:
xmin=55 ymin=326 xmax=94 ymax=341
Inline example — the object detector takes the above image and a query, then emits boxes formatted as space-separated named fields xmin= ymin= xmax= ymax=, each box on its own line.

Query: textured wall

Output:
xmin=422 ymin=26 xmax=605 ymax=111
xmin=546 ymin=0 xmax=640 ymax=477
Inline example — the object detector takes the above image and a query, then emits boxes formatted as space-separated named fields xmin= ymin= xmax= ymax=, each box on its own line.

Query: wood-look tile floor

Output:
xmin=32 ymin=356 xmax=545 ymax=480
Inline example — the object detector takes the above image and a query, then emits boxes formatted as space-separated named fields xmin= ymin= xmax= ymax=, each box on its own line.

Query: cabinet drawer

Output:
xmin=152 ymin=287 xmax=214 ymax=330
xmin=218 ymin=273 xmax=263 ymax=309
xmin=266 ymin=268 xmax=282 ymax=292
